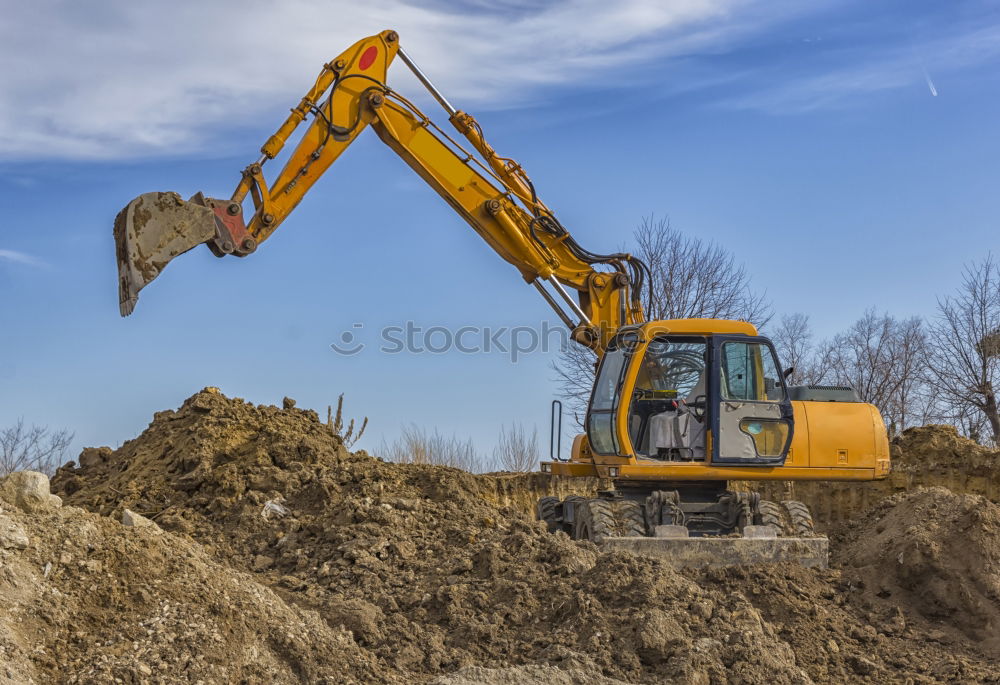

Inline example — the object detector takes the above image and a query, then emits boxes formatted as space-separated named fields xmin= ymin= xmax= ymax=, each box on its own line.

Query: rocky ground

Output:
xmin=0 ymin=388 xmax=997 ymax=683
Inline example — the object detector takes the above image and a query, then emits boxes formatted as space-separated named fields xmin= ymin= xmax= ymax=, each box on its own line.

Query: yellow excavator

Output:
xmin=114 ymin=31 xmax=889 ymax=567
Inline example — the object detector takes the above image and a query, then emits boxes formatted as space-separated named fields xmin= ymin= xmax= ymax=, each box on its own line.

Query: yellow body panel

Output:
xmin=788 ymin=400 xmax=890 ymax=472
xmin=548 ymin=318 xmax=892 ymax=484
xmin=638 ymin=319 xmax=758 ymax=337
xmin=545 ymin=460 xmax=884 ymax=482
xmin=545 ymin=397 xmax=890 ymax=481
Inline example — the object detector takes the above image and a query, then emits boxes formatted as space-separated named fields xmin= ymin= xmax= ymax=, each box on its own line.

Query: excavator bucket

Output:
xmin=114 ymin=192 xmax=219 ymax=316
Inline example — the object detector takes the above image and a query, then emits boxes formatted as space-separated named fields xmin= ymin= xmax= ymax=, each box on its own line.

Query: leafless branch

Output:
xmin=377 ymin=425 xmax=488 ymax=472
xmin=814 ymin=309 xmax=930 ymax=435
xmin=0 ymin=420 xmax=74 ymax=477
xmin=925 ymin=255 xmax=1000 ymax=444
xmin=551 ymin=216 xmax=772 ymax=420
xmin=493 ymin=423 xmax=539 ymax=472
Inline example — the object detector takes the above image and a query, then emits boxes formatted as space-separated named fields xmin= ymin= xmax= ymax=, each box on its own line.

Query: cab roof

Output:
xmin=639 ymin=318 xmax=759 ymax=337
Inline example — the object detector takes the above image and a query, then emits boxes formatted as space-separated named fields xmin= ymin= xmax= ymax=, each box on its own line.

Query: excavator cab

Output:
xmin=586 ymin=322 xmax=793 ymax=467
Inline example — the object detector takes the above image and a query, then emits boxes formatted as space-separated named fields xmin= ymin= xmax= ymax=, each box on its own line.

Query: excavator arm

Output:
xmin=115 ymin=30 xmax=648 ymax=354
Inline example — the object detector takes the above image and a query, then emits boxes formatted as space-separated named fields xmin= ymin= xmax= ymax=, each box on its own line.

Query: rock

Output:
xmin=0 ymin=471 xmax=62 ymax=513
xmin=122 ymin=509 xmax=161 ymax=532
xmin=849 ymin=655 xmax=878 ymax=676
xmin=879 ymin=607 xmax=907 ymax=635
xmin=79 ymin=447 xmax=113 ymax=469
xmin=926 ymin=629 xmax=947 ymax=642
xmin=0 ymin=514 xmax=28 ymax=549
xmin=282 ymin=396 xmax=296 ymax=409
xmin=253 ymin=555 xmax=275 ymax=571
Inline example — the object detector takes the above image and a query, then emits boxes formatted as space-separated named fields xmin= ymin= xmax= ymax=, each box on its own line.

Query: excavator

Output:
xmin=114 ymin=30 xmax=890 ymax=568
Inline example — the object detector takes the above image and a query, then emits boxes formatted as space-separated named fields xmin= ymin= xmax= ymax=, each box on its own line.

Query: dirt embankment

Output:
xmin=0 ymin=389 xmax=994 ymax=683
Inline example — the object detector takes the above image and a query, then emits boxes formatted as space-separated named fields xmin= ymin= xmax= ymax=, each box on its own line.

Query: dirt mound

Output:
xmin=27 ymin=388 xmax=1000 ymax=683
xmin=837 ymin=486 xmax=1000 ymax=655
xmin=892 ymin=424 xmax=1000 ymax=471
xmin=0 ymin=481 xmax=384 ymax=684
xmin=53 ymin=389 xmax=813 ymax=682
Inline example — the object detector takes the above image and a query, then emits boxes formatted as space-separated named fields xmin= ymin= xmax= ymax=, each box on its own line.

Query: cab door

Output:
xmin=709 ymin=336 xmax=793 ymax=465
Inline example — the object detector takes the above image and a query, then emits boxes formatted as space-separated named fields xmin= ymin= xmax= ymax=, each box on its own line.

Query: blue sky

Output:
xmin=1 ymin=0 xmax=998 ymax=463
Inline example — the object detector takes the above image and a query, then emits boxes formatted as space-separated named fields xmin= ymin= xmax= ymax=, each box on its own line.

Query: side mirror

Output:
xmin=782 ymin=366 xmax=795 ymax=380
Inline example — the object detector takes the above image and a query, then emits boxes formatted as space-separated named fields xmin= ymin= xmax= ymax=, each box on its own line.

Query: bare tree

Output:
xmin=553 ymin=216 xmax=773 ymax=422
xmin=819 ymin=310 xmax=929 ymax=435
xmin=769 ymin=313 xmax=814 ymax=386
xmin=823 ymin=310 xmax=898 ymax=408
xmin=925 ymin=256 xmax=1000 ymax=444
xmin=1 ymin=420 xmax=74 ymax=477
xmin=552 ymin=344 xmax=599 ymax=427
xmin=635 ymin=216 xmax=773 ymax=325
xmin=378 ymin=425 xmax=487 ymax=472
xmin=493 ymin=423 xmax=539 ymax=472
xmin=892 ymin=316 xmax=933 ymax=430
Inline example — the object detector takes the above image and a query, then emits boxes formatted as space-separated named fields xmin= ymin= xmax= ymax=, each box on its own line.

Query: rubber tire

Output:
xmin=616 ymin=500 xmax=647 ymax=537
xmin=755 ymin=499 xmax=784 ymax=536
xmin=536 ymin=496 xmax=561 ymax=533
xmin=561 ymin=495 xmax=588 ymax=536
xmin=575 ymin=499 xmax=647 ymax=542
xmin=782 ymin=500 xmax=815 ymax=537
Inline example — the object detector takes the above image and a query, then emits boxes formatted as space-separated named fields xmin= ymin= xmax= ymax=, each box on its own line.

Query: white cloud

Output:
xmin=722 ymin=23 xmax=1000 ymax=114
xmin=0 ymin=0 xmax=778 ymax=161
xmin=0 ymin=249 xmax=45 ymax=267
xmin=5 ymin=2 xmax=994 ymax=158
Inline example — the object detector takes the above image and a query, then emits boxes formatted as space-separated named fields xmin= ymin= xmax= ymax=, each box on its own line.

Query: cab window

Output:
xmin=721 ymin=341 xmax=785 ymax=402
xmin=627 ymin=337 xmax=708 ymax=460
xmin=587 ymin=344 xmax=629 ymax=455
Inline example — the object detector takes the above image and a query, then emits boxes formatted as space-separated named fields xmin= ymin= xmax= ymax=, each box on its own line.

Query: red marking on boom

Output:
xmin=359 ymin=46 xmax=378 ymax=70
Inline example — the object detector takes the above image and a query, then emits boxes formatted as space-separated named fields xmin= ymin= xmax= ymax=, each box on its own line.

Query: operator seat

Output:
xmin=648 ymin=371 xmax=707 ymax=461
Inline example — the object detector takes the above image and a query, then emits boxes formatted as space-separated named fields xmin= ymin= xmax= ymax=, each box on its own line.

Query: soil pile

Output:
xmin=892 ymin=424 xmax=1000 ymax=471
xmin=51 ymin=389 xmax=811 ymax=683
xmin=0 ymin=482 xmax=383 ymax=684
xmin=837 ymin=486 xmax=1000 ymax=656
xmin=8 ymin=388 xmax=991 ymax=683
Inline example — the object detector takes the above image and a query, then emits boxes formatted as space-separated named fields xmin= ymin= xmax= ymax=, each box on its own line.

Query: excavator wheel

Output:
xmin=616 ymin=500 xmax=647 ymax=537
xmin=536 ymin=496 xmax=561 ymax=533
xmin=755 ymin=499 xmax=784 ymax=535
xmin=575 ymin=499 xmax=646 ymax=543
xmin=782 ymin=500 xmax=816 ymax=536
xmin=560 ymin=495 xmax=588 ymax=535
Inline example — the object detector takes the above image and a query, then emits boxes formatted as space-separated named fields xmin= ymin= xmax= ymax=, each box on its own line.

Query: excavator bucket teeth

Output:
xmin=114 ymin=192 xmax=217 ymax=316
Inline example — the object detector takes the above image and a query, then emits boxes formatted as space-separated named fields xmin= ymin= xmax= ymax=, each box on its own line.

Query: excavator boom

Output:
xmin=114 ymin=30 xmax=647 ymax=352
